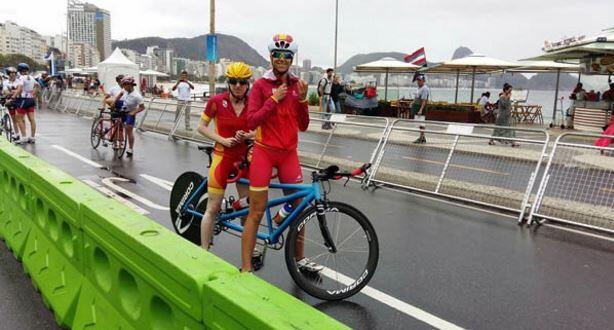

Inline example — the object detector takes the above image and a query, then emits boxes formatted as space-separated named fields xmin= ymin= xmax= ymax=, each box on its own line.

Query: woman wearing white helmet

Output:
xmin=113 ymin=76 xmax=144 ymax=157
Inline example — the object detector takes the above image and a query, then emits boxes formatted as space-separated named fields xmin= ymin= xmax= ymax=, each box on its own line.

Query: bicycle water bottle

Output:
xmin=232 ymin=197 xmax=249 ymax=210
xmin=273 ymin=203 xmax=293 ymax=223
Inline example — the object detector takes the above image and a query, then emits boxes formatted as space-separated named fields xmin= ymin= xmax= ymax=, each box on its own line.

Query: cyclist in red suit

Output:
xmin=241 ymin=34 xmax=317 ymax=273
xmin=198 ymin=62 xmax=254 ymax=250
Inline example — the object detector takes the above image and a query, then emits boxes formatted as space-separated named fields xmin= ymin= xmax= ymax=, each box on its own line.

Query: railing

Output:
xmin=528 ymin=132 xmax=614 ymax=234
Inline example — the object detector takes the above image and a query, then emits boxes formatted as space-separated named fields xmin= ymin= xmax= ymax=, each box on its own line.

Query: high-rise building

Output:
xmin=303 ymin=59 xmax=311 ymax=71
xmin=68 ymin=1 xmax=111 ymax=60
xmin=0 ymin=21 xmax=47 ymax=63
xmin=69 ymin=42 xmax=100 ymax=67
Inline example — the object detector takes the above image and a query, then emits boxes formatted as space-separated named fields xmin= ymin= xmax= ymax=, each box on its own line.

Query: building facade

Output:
xmin=0 ymin=21 xmax=47 ymax=63
xmin=68 ymin=0 xmax=111 ymax=61
xmin=69 ymin=42 xmax=100 ymax=67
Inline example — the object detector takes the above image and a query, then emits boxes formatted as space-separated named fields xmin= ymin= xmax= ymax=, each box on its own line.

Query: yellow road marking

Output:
xmin=402 ymin=156 xmax=510 ymax=176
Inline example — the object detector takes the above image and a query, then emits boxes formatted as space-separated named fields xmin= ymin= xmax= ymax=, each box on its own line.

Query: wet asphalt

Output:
xmin=1 ymin=109 xmax=614 ymax=329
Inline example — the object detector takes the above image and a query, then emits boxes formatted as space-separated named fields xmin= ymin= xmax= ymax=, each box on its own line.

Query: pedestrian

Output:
xmin=330 ymin=75 xmax=344 ymax=115
xmin=411 ymin=74 xmax=429 ymax=144
xmin=318 ymin=68 xmax=334 ymax=129
xmin=172 ymin=70 xmax=194 ymax=131
xmin=602 ymin=83 xmax=614 ymax=102
xmin=489 ymin=83 xmax=519 ymax=147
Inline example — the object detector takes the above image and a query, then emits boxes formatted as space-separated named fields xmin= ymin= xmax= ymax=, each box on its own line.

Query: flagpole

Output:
xmin=333 ymin=0 xmax=339 ymax=72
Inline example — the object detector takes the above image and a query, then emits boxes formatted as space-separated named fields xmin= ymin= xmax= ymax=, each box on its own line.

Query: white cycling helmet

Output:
xmin=267 ymin=33 xmax=298 ymax=56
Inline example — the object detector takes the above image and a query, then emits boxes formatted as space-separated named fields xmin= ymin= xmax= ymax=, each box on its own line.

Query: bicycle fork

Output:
xmin=315 ymin=202 xmax=338 ymax=253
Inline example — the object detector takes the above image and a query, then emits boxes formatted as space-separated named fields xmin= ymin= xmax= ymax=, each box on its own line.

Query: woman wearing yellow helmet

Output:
xmin=197 ymin=62 xmax=255 ymax=250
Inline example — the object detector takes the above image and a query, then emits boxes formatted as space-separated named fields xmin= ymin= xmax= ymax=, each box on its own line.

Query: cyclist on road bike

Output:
xmin=13 ymin=63 xmax=39 ymax=144
xmin=1 ymin=67 xmax=20 ymax=141
xmin=113 ymin=76 xmax=144 ymax=157
xmin=198 ymin=62 xmax=255 ymax=250
xmin=241 ymin=33 xmax=313 ymax=273
xmin=102 ymin=74 xmax=125 ymax=109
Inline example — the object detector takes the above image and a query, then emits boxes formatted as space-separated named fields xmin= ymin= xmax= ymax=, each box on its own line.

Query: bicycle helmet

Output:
xmin=5 ymin=67 xmax=17 ymax=75
xmin=225 ymin=62 xmax=252 ymax=79
xmin=268 ymin=33 xmax=298 ymax=55
xmin=17 ymin=63 xmax=30 ymax=73
xmin=120 ymin=76 xmax=136 ymax=86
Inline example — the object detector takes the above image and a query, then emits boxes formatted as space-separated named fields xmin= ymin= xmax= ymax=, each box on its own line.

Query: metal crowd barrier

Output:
xmin=528 ymin=132 xmax=614 ymax=234
xmin=138 ymin=99 xmax=206 ymax=142
xmin=367 ymin=119 xmax=550 ymax=220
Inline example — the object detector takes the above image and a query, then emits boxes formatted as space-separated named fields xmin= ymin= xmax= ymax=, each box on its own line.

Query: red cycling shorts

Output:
xmin=249 ymin=145 xmax=303 ymax=191
xmin=16 ymin=107 xmax=35 ymax=115
xmin=207 ymin=152 xmax=246 ymax=195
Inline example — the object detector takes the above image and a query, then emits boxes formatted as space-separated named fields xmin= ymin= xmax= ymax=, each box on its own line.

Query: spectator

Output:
xmin=318 ymin=68 xmax=334 ymax=129
xmin=586 ymin=90 xmax=598 ymax=101
xmin=489 ymin=83 xmax=519 ymax=147
xmin=172 ymin=70 xmax=194 ymax=130
xmin=478 ymin=92 xmax=495 ymax=123
xmin=602 ymin=83 xmax=614 ymax=102
xmin=330 ymin=75 xmax=344 ymax=115
xmin=411 ymin=74 xmax=429 ymax=144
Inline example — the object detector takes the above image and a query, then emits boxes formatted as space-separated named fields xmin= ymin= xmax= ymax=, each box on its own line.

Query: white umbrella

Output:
xmin=354 ymin=57 xmax=420 ymax=101
xmin=139 ymin=69 xmax=169 ymax=77
xmin=424 ymin=54 xmax=521 ymax=102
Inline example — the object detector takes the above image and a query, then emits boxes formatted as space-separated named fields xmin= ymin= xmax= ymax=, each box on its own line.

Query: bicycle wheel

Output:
xmin=3 ymin=113 xmax=13 ymax=142
xmin=90 ymin=116 xmax=103 ymax=149
xmin=112 ymin=121 xmax=128 ymax=159
xmin=285 ymin=201 xmax=379 ymax=300
xmin=169 ymin=172 xmax=207 ymax=245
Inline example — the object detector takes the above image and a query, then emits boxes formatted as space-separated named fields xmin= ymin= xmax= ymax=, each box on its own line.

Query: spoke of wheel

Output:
xmin=334 ymin=211 xmax=342 ymax=246
xmin=333 ymin=253 xmax=340 ymax=291
xmin=338 ymin=248 xmax=369 ymax=254
xmin=337 ymin=226 xmax=363 ymax=250
xmin=303 ymin=236 xmax=328 ymax=250
xmin=339 ymin=254 xmax=362 ymax=278
xmin=305 ymin=251 xmax=330 ymax=263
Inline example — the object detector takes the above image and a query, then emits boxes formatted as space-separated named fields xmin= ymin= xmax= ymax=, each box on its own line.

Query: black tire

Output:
xmin=169 ymin=172 xmax=207 ymax=245
xmin=90 ymin=117 xmax=103 ymax=149
xmin=285 ymin=201 xmax=379 ymax=300
xmin=113 ymin=121 xmax=128 ymax=159
xmin=3 ymin=113 xmax=13 ymax=142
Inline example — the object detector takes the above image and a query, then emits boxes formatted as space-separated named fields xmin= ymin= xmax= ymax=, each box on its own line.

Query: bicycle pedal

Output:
xmin=251 ymin=251 xmax=265 ymax=271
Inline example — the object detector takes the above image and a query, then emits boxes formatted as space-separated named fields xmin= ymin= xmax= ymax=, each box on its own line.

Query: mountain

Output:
xmin=451 ymin=46 xmax=473 ymax=60
xmin=528 ymin=72 xmax=577 ymax=90
xmin=111 ymin=34 xmax=269 ymax=67
xmin=337 ymin=52 xmax=436 ymax=74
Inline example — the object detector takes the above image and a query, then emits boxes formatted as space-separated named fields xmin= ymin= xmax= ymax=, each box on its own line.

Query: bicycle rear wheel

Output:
xmin=285 ymin=201 xmax=379 ymax=300
xmin=3 ymin=113 xmax=13 ymax=142
xmin=90 ymin=116 xmax=103 ymax=149
xmin=169 ymin=172 xmax=207 ymax=245
xmin=112 ymin=121 xmax=128 ymax=158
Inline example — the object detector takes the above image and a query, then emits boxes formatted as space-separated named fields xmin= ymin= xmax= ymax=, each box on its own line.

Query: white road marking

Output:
xmin=82 ymin=179 xmax=149 ymax=215
xmin=51 ymin=145 xmax=104 ymax=168
xmin=301 ymin=139 xmax=341 ymax=148
xmin=101 ymin=177 xmax=169 ymax=211
xmin=140 ymin=174 xmax=173 ymax=191
xmin=319 ymin=267 xmax=465 ymax=330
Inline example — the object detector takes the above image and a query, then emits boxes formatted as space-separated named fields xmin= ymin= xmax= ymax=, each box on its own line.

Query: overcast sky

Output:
xmin=3 ymin=0 xmax=613 ymax=67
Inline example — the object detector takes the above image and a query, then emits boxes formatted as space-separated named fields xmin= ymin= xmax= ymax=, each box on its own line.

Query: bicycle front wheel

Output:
xmin=3 ymin=113 xmax=13 ymax=142
xmin=285 ymin=201 xmax=379 ymax=300
xmin=90 ymin=117 xmax=103 ymax=149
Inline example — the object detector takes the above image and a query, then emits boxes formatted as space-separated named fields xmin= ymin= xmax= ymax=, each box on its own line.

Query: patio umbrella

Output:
xmin=422 ymin=54 xmax=521 ymax=103
xmin=510 ymin=61 xmax=580 ymax=125
xmin=354 ymin=57 xmax=420 ymax=102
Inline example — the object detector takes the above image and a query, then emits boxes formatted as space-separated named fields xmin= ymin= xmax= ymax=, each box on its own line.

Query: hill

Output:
xmin=111 ymin=34 xmax=268 ymax=67
xmin=337 ymin=52 xmax=436 ymax=74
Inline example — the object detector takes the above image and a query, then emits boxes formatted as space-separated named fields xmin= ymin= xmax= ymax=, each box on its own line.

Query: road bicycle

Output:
xmin=170 ymin=144 xmax=379 ymax=300
xmin=90 ymin=108 xmax=128 ymax=159
xmin=0 ymin=98 xmax=15 ymax=142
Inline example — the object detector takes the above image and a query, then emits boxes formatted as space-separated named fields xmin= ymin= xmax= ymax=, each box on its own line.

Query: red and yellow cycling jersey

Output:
xmin=246 ymin=70 xmax=309 ymax=152
xmin=201 ymin=92 xmax=249 ymax=158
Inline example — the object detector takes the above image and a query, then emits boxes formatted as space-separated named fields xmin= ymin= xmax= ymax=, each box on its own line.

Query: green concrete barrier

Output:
xmin=0 ymin=139 xmax=347 ymax=329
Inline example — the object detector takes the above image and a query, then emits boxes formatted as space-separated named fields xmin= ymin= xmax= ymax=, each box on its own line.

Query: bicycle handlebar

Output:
xmin=315 ymin=163 xmax=372 ymax=182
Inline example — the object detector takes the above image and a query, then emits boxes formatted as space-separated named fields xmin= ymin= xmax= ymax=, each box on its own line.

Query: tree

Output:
xmin=0 ymin=53 xmax=46 ymax=71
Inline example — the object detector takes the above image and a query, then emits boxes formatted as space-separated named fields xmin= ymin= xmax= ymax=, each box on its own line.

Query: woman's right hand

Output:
xmin=220 ymin=137 xmax=239 ymax=148
xmin=272 ymin=84 xmax=287 ymax=102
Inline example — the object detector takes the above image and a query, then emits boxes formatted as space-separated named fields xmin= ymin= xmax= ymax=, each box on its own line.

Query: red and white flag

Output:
xmin=404 ymin=47 xmax=427 ymax=66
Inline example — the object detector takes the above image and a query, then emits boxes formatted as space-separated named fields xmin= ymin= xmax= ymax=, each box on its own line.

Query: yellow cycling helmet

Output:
xmin=226 ymin=62 xmax=253 ymax=79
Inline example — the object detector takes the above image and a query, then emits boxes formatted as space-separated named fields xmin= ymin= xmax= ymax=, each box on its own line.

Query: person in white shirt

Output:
xmin=13 ymin=63 xmax=39 ymax=144
xmin=102 ymin=74 xmax=125 ymax=109
xmin=113 ymin=76 xmax=145 ymax=157
xmin=172 ymin=70 xmax=195 ymax=131
xmin=411 ymin=74 xmax=430 ymax=144
xmin=2 ymin=67 xmax=20 ymax=141
xmin=318 ymin=68 xmax=334 ymax=129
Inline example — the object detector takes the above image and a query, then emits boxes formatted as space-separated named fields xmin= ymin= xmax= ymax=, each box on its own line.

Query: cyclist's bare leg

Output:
xmin=26 ymin=112 xmax=36 ymax=137
xmin=241 ymin=190 xmax=268 ymax=272
xmin=126 ymin=125 xmax=135 ymax=149
xmin=201 ymin=192 xmax=224 ymax=250
xmin=15 ymin=114 xmax=26 ymax=138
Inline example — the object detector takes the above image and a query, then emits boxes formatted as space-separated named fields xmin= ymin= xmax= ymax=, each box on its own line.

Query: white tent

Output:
xmin=354 ymin=57 xmax=420 ymax=101
xmin=97 ymin=48 xmax=139 ymax=92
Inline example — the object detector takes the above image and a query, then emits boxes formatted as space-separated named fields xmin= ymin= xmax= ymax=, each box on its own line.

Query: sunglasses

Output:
xmin=271 ymin=51 xmax=294 ymax=60
xmin=228 ymin=78 xmax=249 ymax=86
